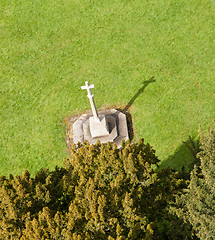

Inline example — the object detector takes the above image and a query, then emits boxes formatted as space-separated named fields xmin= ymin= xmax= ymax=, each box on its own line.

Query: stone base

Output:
xmin=89 ymin=115 xmax=109 ymax=138
xmin=72 ymin=109 xmax=129 ymax=148
xmin=84 ymin=115 xmax=118 ymax=144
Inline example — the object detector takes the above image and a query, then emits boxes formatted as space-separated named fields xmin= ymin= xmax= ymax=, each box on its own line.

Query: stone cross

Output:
xmin=81 ymin=81 xmax=100 ymax=122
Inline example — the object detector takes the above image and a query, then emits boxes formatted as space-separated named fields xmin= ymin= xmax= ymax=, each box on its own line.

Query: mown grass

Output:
xmin=1 ymin=0 xmax=214 ymax=176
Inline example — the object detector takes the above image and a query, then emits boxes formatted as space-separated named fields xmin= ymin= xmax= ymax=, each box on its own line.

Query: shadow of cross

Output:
xmin=123 ymin=77 xmax=156 ymax=112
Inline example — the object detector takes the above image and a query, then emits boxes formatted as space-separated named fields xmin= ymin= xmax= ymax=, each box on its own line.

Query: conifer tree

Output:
xmin=172 ymin=128 xmax=215 ymax=239
xmin=0 ymin=139 xmax=194 ymax=239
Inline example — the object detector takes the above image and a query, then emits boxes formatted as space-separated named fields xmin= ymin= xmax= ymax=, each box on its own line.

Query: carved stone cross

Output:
xmin=72 ymin=82 xmax=129 ymax=145
xmin=81 ymin=81 xmax=100 ymax=122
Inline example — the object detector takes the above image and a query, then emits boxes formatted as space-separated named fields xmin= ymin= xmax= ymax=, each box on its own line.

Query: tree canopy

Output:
xmin=0 ymin=139 xmax=196 ymax=239
xmin=172 ymin=128 xmax=215 ymax=240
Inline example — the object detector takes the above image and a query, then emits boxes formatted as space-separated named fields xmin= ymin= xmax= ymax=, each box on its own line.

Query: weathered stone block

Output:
xmin=89 ymin=115 xmax=109 ymax=138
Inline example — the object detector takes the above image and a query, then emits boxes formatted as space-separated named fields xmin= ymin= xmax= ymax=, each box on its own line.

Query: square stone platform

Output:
xmin=72 ymin=109 xmax=129 ymax=148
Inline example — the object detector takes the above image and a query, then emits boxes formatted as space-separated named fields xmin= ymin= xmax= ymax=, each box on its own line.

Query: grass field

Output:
xmin=1 ymin=0 xmax=214 ymax=176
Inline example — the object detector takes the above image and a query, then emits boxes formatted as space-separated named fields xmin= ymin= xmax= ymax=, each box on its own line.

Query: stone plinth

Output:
xmin=84 ymin=115 xmax=118 ymax=144
xmin=72 ymin=109 xmax=129 ymax=148
xmin=89 ymin=115 xmax=109 ymax=138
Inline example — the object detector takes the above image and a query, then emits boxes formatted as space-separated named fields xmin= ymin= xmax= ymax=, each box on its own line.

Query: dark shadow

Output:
xmin=159 ymin=137 xmax=200 ymax=174
xmin=116 ymin=108 xmax=134 ymax=141
xmin=123 ymin=77 xmax=156 ymax=112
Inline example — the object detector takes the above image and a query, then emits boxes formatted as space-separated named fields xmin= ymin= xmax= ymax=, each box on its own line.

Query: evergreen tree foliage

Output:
xmin=172 ymin=128 xmax=215 ymax=240
xmin=0 ymin=139 xmax=195 ymax=239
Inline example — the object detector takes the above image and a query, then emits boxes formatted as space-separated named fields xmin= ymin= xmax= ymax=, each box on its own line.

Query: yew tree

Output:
xmin=173 ymin=128 xmax=215 ymax=240
xmin=0 ymin=139 xmax=192 ymax=239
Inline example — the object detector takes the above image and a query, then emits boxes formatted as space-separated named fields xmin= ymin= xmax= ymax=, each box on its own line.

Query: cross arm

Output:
xmin=81 ymin=84 xmax=95 ymax=89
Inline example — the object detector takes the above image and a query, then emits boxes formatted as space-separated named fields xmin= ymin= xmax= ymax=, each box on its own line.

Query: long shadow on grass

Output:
xmin=123 ymin=76 xmax=156 ymax=112
xmin=159 ymin=137 xmax=200 ymax=173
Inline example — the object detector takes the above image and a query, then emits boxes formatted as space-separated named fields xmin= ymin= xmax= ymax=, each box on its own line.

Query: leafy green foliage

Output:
xmin=0 ymin=139 xmax=194 ymax=239
xmin=172 ymin=128 xmax=215 ymax=239
xmin=0 ymin=167 xmax=69 ymax=239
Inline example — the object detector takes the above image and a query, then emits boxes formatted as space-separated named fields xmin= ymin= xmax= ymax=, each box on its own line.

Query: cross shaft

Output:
xmin=81 ymin=81 xmax=100 ymax=122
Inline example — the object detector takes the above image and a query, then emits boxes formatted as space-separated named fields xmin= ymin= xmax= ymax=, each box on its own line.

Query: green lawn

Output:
xmin=1 ymin=0 xmax=214 ymax=176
